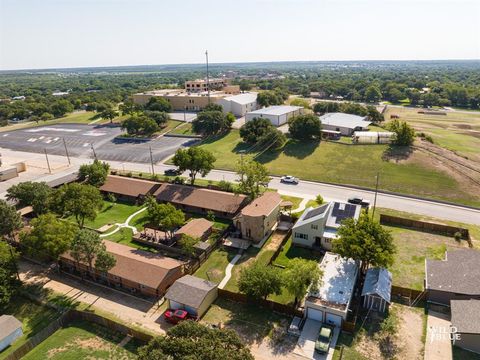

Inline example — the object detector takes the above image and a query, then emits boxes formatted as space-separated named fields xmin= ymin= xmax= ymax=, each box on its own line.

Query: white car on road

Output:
xmin=280 ymin=175 xmax=299 ymax=184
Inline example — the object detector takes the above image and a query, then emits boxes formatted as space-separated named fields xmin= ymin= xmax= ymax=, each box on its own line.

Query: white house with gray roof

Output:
xmin=245 ymin=105 xmax=303 ymax=126
xmin=320 ymin=113 xmax=372 ymax=136
xmin=304 ymin=252 xmax=359 ymax=327
xmin=0 ymin=315 xmax=23 ymax=352
xmin=292 ymin=201 xmax=361 ymax=250
xmin=165 ymin=275 xmax=218 ymax=318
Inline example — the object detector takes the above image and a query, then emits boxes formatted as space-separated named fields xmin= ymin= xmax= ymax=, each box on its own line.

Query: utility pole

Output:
xmin=372 ymin=172 xmax=380 ymax=218
xmin=91 ymin=143 xmax=97 ymax=160
xmin=149 ymin=146 xmax=155 ymax=176
xmin=9 ymin=245 xmax=20 ymax=281
xmin=62 ymin=137 xmax=71 ymax=165
xmin=44 ymin=148 xmax=51 ymax=174
xmin=205 ymin=50 xmax=210 ymax=104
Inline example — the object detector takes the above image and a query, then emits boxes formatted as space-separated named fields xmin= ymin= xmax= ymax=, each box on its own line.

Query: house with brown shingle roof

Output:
xmin=153 ymin=183 xmax=248 ymax=218
xmin=234 ymin=191 xmax=282 ymax=243
xmin=175 ymin=218 xmax=214 ymax=241
xmin=100 ymin=175 xmax=161 ymax=202
xmin=59 ymin=240 xmax=185 ymax=298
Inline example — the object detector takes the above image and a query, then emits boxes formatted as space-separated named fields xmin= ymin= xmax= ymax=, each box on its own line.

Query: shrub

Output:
xmin=453 ymin=231 xmax=462 ymax=242
xmin=218 ymin=180 xmax=234 ymax=192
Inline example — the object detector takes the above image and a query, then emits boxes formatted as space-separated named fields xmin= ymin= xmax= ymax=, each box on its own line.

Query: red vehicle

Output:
xmin=164 ymin=309 xmax=197 ymax=324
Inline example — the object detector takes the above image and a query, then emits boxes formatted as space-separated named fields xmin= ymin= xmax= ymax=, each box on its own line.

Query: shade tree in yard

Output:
xmin=284 ymin=258 xmax=323 ymax=306
xmin=6 ymin=181 xmax=53 ymax=214
xmin=333 ymin=214 xmax=396 ymax=274
xmin=0 ymin=199 xmax=22 ymax=242
xmin=172 ymin=147 xmax=216 ymax=185
xmin=288 ymin=114 xmax=322 ymax=141
xmin=238 ymin=261 xmax=282 ymax=300
xmin=239 ymin=117 xmax=286 ymax=150
xmin=0 ymin=241 xmax=20 ymax=310
xmin=236 ymin=159 xmax=270 ymax=199
xmin=79 ymin=159 xmax=110 ymax=187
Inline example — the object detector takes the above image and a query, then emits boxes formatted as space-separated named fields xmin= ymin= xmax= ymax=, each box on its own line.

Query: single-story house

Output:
xmin=165 ymin=275 xmax=218 ymax=318
xmin=100 ymin=175 xmax=160 ymax=202
xmin=361 ymin=268 xmax=392 ymax=313
xmin=292 ymin=201 xmax=361 ymax=250
xmin=154 ymin=183 xmax=248 ymax=219
xmin=305 ymin=252 xmax=359 ymax=327
xmin=450 ymin=299 xmax=480 ymax=354
xmin=175 ymin=218 xmax=214 ymax=241
xmin=425 ymin=249 xmax=480 ymax=306
xmin=234 ymin=191 xmax=282 ymax=243
xmin=319 ymin=113 xmax=372 ymax=136
xmin=0 ymin=315 xmax=23 ymax=352
xmin=245 ymin=105 xmax=303 ymax=126
xmin=60 ymin=240 xmax=185 ymax=298
xmin=217 ymin=93 xmax=258 ymax=117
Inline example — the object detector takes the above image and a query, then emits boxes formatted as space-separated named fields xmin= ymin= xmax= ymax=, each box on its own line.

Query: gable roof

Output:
xmin=165 ymin=275 xmax=217 ymax=309
xmin=426 ymin=249 xmax=480 ymax=295
xmin=451 ymin=299 xmax=480 ymax=334
xmin=176 ymin=218 xmax=213 ymax=239
xmin=100 ymin=175 xmax=160 ymax=198
xmin=222 ymin=92 xmax=257 ymax=105
xmin=154 ymin=183 xmax=247 ymax=214
xmin=61 ymin=240 xmax=184 ymax=289
xmin=247 ymin=105 xmax=302 ymax=116
xmin=293 ymin=203 xmax=330 ymax=229
xmin=0 ymin=315 xmax=22 ymax=340
xmin=240 ymin=191 xmax=282 ymax=217
xmin=293 ymin=201 xmax=360 ymax=231
xmin=320 ymin=112 xmax=371 ymax=129
xmin=361 ymin=268 xmax=392 ymax=303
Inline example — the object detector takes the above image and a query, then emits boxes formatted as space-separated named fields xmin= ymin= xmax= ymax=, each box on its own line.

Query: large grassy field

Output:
xmin=22 ymin=320 xmax=142 ymax=360
xmin=197 ymin=130 xmax=480 ymax=206
xmin=0 ymin=296 xmax=61 ymax=360
xmin=384 ymin=106 xmax=480 ymax=161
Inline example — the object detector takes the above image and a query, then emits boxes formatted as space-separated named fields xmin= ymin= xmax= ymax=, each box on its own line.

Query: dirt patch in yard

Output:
xmin=395 ymin=305 xmax=424 ymax=360
xmin=264 ymin=231 xmax=287 ymax=252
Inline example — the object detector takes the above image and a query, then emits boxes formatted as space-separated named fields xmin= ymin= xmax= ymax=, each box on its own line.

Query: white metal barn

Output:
xmin=217 ymin=93 xmax=258 ymax=117
xmin=319 ymin=113 xmax=371 ymax=136
xmin=245 ymin=105 xmax=303 ymax=126
xmin=353 ymin=131 xmax=394 ymax=144
xmin=361 ymin=268 xmax=392 ymax=313
xmin=304 ymin=252 xmax=359 ymax=327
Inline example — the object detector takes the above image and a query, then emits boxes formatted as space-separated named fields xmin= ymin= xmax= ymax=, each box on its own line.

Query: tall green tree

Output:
xmin=20 ymin=213 xmax=77 ymax=262
xmin=288 ymin=114 xmax=322 ymax=141
xmin=157 ymin=203 xmax=185 ymax=240
xmin=239 ymin=118 xmax=286 ymax=150
xmin=284 ymin=258 xmax=322 ymax=306
xmin=138 ymin=321 xmax=253 ymax=360
xmin=178 ymin=234 xmax=199 ymax=257
xmin=6 ymin=181 xmax=52 ymax=214
xmin=99 ymin=107 xmax=118 ymax=123
xmin=333 ymin=214 xmax=396 ymax=273
xmin=0 ymin=242 xmax=20 ymax=310
xmin=238 ymin=261 xmax=282 ymax=300
xmin=53 ymin=183 xmax=103 ymax=227
xmin=70 ymin=229 xmax=114 ymax=279
xmin=386 ymin=119 xmax=415 ymax=146
xmin=172 ymin=147 xmax=216 ymax=185
xmin=0 ymin=200 xmax=22 ymax=242
xmin=236 ymin=159 xmax=270 ymax=199
xmin=79 ymin=159 xmax=110 ymax=187
xmin=365 ymin=85 xmax=382 ymax=103
xmin=192 ymin=110 xmax=234 ymax=135
xmin=145 ymin=97 xmax=172 ymax=112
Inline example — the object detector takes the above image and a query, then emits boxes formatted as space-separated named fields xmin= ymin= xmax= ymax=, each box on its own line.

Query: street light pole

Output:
xmin=44 ymin=148 xmax=51 ymax=174
xmin=62 ymin=137 xmax=71 ymax=165
xmin=91 ymin=143 xmax=97 ymax=160
xmin=149 ymin=147 xmax=155 ymax=176
xmin=372 ymin=172 xmax=380 ymax=218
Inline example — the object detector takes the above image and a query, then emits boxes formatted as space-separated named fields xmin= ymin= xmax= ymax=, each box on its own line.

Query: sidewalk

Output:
xmin=424 ymin=310 xmax=452 ymax=360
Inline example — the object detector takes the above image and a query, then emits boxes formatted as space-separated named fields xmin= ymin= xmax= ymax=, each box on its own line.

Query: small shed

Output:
xmin=0 ymin=315 xmax=23 ymax=352
xmin=361 ymin=268 xmax=392 ymax=313
xmin=165 ymin=275 xmax=218 ymax=318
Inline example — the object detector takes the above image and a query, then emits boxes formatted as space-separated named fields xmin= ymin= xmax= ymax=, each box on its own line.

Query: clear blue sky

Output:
xmin=0 ymin=0 xmax=479 ymax=70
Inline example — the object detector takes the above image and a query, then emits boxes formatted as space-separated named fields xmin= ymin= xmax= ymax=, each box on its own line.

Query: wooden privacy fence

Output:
xmin=218 ymin=288 xmax=304 ymax=318
xmin=268 ymin=229 xmax=293 ymax=265
xmin=380 ymin=214 xmax=471 ymax=244
xmin=5 ymin=309 xmax=153 ymax=360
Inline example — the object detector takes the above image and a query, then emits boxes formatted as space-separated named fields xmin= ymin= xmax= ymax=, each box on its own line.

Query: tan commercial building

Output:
xmin=234 ymin=191 xmax=282 ymax=243
xmin=133 ymin=89 xmax=240 ymax=112
xmin=185 ymin=78 xmax=228 ymax=92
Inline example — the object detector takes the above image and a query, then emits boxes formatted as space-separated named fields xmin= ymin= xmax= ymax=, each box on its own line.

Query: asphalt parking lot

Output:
xmin=0 ymin=123 xmax=197 ymax=163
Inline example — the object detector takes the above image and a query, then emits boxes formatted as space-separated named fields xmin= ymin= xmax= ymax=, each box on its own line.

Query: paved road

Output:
xmin=1 ymin=148 xmax=479 ymax=225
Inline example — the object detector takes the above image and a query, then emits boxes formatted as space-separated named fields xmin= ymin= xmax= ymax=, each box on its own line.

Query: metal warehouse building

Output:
xmin=245 ymin=105 xmax=303 ymax=126
xmin=319 ymin=112 xmax=372 ymax=136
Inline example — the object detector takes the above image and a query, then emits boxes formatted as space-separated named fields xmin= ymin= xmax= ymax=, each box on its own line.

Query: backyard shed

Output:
xmin=361 ymin=268 xmax=392 ymax=313
xmin=352 ymin=131 xmax=394 ymax=144
xmin=165 ymin=275 xmax=218 ymax=317
xmin=0 ymin=315 xmax=23 ymax=352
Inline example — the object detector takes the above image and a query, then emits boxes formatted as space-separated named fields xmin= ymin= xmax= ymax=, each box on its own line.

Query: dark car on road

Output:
xmin=347 ymin=196 xmax=371 ymax=208
xmin=164 ymin=168 xmax=182 ymax=176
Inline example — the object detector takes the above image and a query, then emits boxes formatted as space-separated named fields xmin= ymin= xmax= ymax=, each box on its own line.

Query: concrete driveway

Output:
xmin=425 ymin=310 xmax=452 ymax=360
xmin=293 ymin=319 xmax=339 ymax=360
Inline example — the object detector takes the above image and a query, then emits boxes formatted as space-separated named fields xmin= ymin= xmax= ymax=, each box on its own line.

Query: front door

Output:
xmin=315 ymin=236 xmax=322 ymax=246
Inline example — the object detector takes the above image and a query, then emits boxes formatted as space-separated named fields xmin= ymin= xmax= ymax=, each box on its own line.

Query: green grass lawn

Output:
xmin=194 ymin=248 xmax=237 ymax=284
xmin=0 ymin=296 xmax=61 ymax=360
xmin=197 ymin=130 xmax=480 ymax=207
xmin=201 ymin=298 xmax=291 ymax=344
xmin=273 ymin=236 xmax=323 ymax=267
xmin=76 ymin=201 xmax=143 ymax=230
xmin=22 ymin=320 xmax=142 ymax=360
xmin=168 ymin=122 xmax=196 ymax=136
xmin=159 ymin=119 xmax=183 ymax=134
xmin=280 ymin=195 xmax=303 ymax=211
